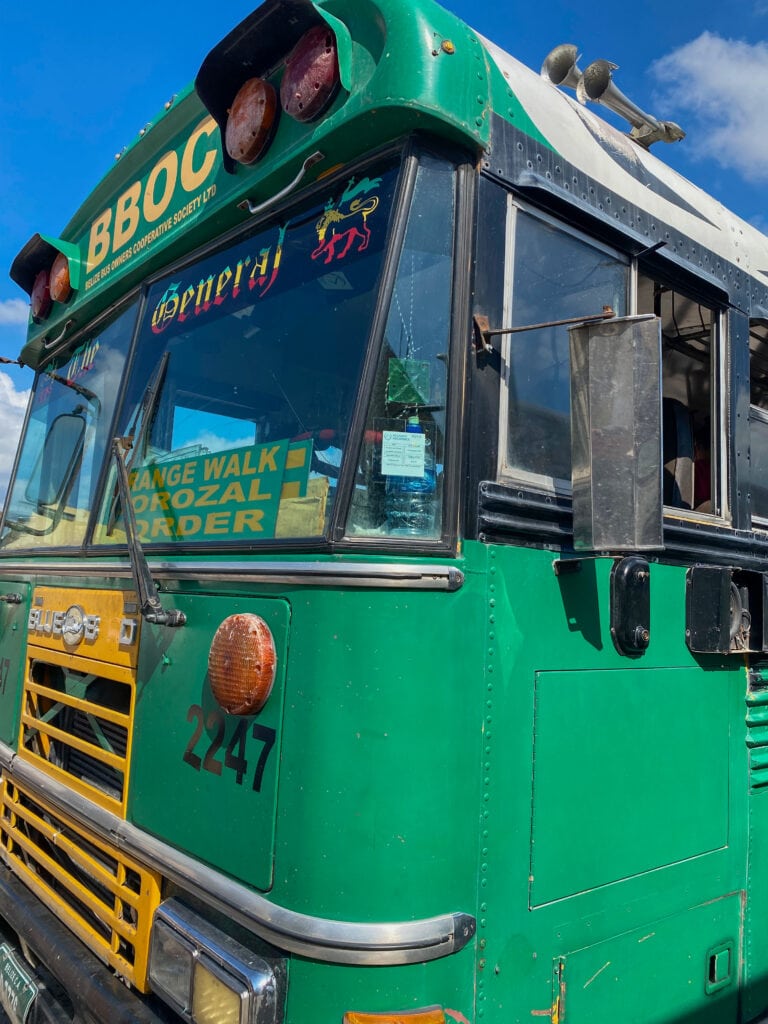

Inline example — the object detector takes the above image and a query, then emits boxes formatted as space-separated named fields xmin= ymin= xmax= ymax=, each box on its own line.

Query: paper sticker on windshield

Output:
xmin=127 ymin=439 xmax=316 ymax=542
xmin=381 ymin=430 xmax=426 ymax=478
xmin=311 ymin=177 xmax=381 ymax=265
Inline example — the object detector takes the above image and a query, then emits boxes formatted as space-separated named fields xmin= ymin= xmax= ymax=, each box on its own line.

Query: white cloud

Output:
xmin=177 ymin=431 xmax=255 ymax=454
xmin=652 ymin=32 xmax=768 ymax=182
xmin=0 ymin=299 xmax=29 ymax=326
xmin=0 ymin=372 xmax=30 ymax=504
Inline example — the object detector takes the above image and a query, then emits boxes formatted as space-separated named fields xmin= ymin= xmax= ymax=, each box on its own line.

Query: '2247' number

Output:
xmin=182 ymin=705 xmax=276 ymax=792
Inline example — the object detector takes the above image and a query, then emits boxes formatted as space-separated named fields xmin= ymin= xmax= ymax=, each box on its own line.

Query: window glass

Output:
xmin=503 ymin=209 xmax=628 ymax=488
xmin=93 ymin=161 xmax=399 ymax=547
xmin=0 ymin=304 xmax=136 ymax=550
xmin=637 ymin=274 xmax=717 ymax=515
xmin=750 ymin=319 xmax=768 ymax=522
xmin=346 ymin=155 xmax=455 ymax=539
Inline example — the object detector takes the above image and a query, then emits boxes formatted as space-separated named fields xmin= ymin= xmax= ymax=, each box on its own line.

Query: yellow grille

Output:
xmin=20 ymin=649 xmax=134 ymax=816
xmin=0 ymin=778 xmax=160 ymax=991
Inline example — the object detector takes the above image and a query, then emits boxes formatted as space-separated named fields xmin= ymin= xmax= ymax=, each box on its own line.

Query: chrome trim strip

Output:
xmin=0 ymin=560 xmax=464 ymax=592
xmin=0 ymin=745 xmax=475 ymax=965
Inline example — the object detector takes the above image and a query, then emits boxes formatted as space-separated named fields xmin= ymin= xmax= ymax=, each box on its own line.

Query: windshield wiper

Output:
xmin=110 ymin=436 xmax=186 ymax=628
xmin=106 ymin=350 xmax=184 ymax=627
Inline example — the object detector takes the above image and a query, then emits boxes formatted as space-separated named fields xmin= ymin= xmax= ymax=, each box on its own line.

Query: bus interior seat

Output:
xmin=663 ymin=398 xmax=694 ymax=510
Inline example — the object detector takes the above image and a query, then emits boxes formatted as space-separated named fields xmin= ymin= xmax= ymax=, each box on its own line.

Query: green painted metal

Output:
xmin=470 ymin=545 xmax=747 ymax=1024
xmin=531 ymin=666 xmax=728 ymax=906
xmin=0 ymin=539 xmax=753 ymax=1022
xmin=0 ymin=586 xmax=29 ymax=747
xmin=130 ymin=594 xmax=290 ymax=891
xmin=106 ymin=539 xmax=750 ymax=1021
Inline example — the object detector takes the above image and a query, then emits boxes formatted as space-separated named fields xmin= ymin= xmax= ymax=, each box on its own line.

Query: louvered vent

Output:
xmin=20 ymin=660 xmax=132 ymax=814
xmin=747 ymin=668 xmax=768 ymax=789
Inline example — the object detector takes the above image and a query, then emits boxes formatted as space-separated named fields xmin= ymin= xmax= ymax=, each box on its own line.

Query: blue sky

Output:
xmin=1 ymin=0 xmax=768 ymax=494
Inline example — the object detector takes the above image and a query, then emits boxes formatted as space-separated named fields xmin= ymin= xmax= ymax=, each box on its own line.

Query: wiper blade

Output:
xmin=128 ymin=349 xmax=170 ymax=470
xmin=110 ymin=436 xmax=186 ymax=628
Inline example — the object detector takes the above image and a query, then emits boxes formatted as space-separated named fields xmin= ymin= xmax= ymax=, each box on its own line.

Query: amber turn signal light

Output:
xmin=49 ymin=251 xmax=72 ymax=304
xmin=208 ymin=613 xmax=277 ymax=715
xmin=343 ymin=1010 xmax=446 ymax=1024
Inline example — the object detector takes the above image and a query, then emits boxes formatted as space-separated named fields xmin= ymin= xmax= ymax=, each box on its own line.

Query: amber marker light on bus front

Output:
xmin=280 ymin=24 xmax=340 ymax=122
xmin=343 ymin=1009 xmax=447 ymax=1024
xmin=208 ymin=613 xmax=277 ymax=715
xmin=49 ymin=251 xmax=72 ymax=304
xmin=225 ymin=78 xmax=279 ymax=165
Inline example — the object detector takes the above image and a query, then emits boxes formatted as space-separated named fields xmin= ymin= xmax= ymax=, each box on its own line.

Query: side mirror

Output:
xmin=25 ymin=411 xmax=86 ymax=509
xmin=569 ymin=314 xmax=663 ymax=553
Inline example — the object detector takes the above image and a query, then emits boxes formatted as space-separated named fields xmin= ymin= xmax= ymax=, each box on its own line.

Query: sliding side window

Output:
xmin=637 ymin=274 xmax=721 ymax=517
xmin=500 ymin=206 xmax=628 ymax=492
xmin=749 ymin=318 xmax=768 ymax=525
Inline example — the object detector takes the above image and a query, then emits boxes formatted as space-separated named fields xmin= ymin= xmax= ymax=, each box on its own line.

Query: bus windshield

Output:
xmin=93 ymin=161 xmax=400 ymax=548
xmin=0 ymin=304 xmax=136 ymax=550
xmin=1 ymin=151 xmax=458 ymax=555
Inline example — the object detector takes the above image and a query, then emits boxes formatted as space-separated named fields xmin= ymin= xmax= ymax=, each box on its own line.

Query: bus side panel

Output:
xmin=531 ymin=666 xmax=728 ymax=906
xmin=560 ymin=894 xmax=741 ymax=1023
xmin=477 ymin=542 xmax=746 ymax=1024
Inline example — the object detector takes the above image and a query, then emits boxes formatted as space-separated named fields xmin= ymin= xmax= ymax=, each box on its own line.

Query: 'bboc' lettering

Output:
xmin=87 ymin=117 xmax=218 ymax=271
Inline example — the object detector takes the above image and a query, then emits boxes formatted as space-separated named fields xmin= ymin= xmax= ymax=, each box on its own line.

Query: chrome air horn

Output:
xmin=540 ymin=43 xmax=583 ymax=91
xmin=541 ymin=45 xmax=685 ymax=148
xmin=577 ymin=59 xmax=684 ymax=147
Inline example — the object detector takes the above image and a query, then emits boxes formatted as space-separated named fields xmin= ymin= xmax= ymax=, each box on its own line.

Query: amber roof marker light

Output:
xmin=49 ymin=251 xmax=72 ymax=304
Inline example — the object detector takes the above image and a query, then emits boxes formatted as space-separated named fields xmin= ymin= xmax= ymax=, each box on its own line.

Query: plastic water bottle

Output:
xmin=385 ymin=419 xmax=436 ymax=536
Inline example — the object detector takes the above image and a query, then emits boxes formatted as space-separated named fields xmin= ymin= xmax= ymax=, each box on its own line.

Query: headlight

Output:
xmin=149 ymin=899 xmax=283 ymax=1024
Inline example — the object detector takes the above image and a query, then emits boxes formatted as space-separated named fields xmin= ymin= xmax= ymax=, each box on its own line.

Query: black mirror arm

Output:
xmin=111 ymin=437 xmax=186 ymax=628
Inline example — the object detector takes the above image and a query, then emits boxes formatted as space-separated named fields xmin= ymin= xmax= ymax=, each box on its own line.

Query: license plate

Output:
xmin=0 ymin=944 xmax=37 ymax=1024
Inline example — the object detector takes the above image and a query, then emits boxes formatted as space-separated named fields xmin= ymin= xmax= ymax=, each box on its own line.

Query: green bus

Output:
xmin=2 ymin=1 xmax=768 ymax=1022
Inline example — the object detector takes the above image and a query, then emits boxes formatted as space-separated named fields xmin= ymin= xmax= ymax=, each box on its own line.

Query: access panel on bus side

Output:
xmin=474 ymin=544 xmax=744 ymax=1024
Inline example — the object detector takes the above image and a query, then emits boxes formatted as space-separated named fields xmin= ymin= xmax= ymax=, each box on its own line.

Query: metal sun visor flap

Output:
xmin=569 ymin=314 xmax=663 ymax=553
